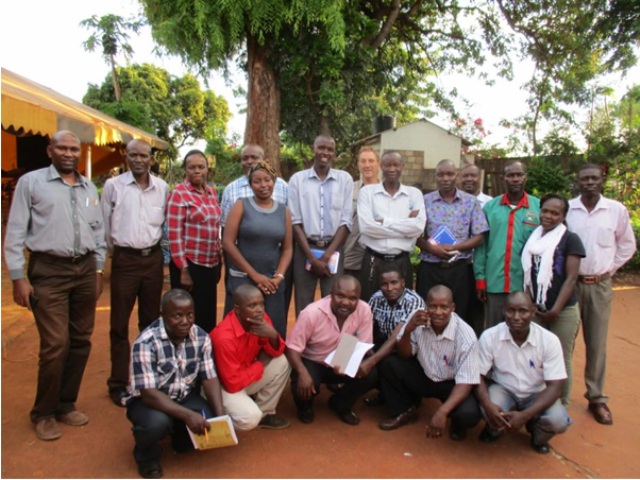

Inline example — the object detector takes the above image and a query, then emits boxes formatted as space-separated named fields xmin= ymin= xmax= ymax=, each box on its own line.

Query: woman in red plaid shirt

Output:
xmin=166 ymin=150 xmax=222 ymax=332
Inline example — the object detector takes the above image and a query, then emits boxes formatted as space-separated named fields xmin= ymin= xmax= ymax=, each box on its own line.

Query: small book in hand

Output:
xmin=305 ymin=248 xmax=340 ymax=274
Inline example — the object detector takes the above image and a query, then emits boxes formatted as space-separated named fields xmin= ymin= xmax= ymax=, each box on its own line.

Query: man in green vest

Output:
xmin=474 ymin=161 xmax=540 ymax=329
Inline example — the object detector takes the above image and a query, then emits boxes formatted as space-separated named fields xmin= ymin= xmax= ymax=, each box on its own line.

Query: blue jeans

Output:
xmin=481 ymin=383 xmax=572 ymax=445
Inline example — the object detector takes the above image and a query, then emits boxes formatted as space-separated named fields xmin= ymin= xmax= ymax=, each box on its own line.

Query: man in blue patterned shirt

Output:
xmin=124 ymin=289 xmax=224 ymax=479
xmin=416 ymin=159 xmax=489 ymax=330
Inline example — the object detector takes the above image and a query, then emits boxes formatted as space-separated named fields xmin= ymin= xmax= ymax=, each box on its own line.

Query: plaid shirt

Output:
xmin=125 ymin=318 xmax=217 ymax=404
xmin=166 ymin=181 xmax=222 ymax=269
xmin=369 ymin=288 xmax=425 ymax=340
xmin=220 ymin=175 xmax=288 ymax=226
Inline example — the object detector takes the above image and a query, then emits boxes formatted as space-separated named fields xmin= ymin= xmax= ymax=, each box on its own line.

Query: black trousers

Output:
xmin=290 ymin=357 xmax=378 ymax=414
xmin=126 ymin=391 xmax=214 ymax=467
xmin=169 ymin=259 xmax=221 ymax=334
xmin=416 ymin=260 xmax=474 ymax=328
xmin=380 ymin=355 xmax=481 ymax=430
xmin=358 ymin=251 xmax=413 ymax=302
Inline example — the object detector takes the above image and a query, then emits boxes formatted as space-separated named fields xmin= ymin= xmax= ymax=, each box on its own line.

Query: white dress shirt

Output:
xmin=476 ymin=192 xmax=493 ymax=208
xmin=357 ymin=183 xmax=426 ymax=254
xmin=566 ymin=195 xmax=636 ymax=275
xmin=478 ymin=322 xmax=567 ymax=398
xmin=101 ymin=171 xmax=169 ymax=251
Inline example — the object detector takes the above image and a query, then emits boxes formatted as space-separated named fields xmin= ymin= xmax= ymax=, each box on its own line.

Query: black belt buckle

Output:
xmin=141 ymin=248 xmax=153 ymax=257
xmin=383 ymin=254 xmax=396 ymax=261
xmin=71 ymin=255 xmax=84 ymax=263
xmin=315 ymin=240 xmax=327 ymax=248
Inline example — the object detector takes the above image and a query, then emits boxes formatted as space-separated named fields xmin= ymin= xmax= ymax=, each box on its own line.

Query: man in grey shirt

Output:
xmin=288 ymin=135 xmax=354 ymax=316
xmin=4 ymin=131 xmax=106 ymax=441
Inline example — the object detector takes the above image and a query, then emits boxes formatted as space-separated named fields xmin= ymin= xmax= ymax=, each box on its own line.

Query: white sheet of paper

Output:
xmin=325 ymin=341 xmax=374 ymax=378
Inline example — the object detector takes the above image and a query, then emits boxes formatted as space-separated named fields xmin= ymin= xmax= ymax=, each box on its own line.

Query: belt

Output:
xmin=307 ymin=238 xmax=334 ymax=248
xmin=366 ymin=248 xmax=409 ymax=262
xmin=578 ymin=273 xmax=611 ymax=284
xmin=429 ymin=258 xmax=471 ymax=269
xmin=115 ymin=243 xmax=161 ymax=257
xmin=30 ymin=251 xmax=92 ymax=264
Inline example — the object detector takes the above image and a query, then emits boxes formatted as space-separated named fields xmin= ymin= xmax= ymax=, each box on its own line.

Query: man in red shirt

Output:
xmin=210 ymin=284 xmax=291 ymax=430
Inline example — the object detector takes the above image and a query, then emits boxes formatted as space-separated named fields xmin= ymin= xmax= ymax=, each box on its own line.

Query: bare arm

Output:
xmin=503 ymin=380 xmax=564 ymax=431
xmin=285 ymin=347 xmax=316 ymax=400
xmin=201 ymin=377 xmax=225 ymax=418
xmin=140 ymin=388 xmax=210 ymax=434
xmin=538 ymin=255 xmax=581 ymax=323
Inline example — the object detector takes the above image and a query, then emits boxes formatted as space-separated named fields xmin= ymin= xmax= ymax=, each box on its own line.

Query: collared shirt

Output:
xmin=287 ymin=296 xmax=373 ymax=364
xmin=398 ymin=312 xmax=480 ymax=384
xmin=125 ymin=318 xmax=217 ymax=404
xmin=476 ymin=192 xmax=493 ymax=209
xmin=369 ymin=288 xmax=425 ymax=340
xmin=474 ymin=192 xmax=540 ymax=293
xmin=4 ymin=165 xmax=106 ymax=280
xmin=344 ymin=180 xmax=366 ymax=270
xmin=101 ymin=171 xmax=169 ymax=251
xmin=421 ymin=189 xmax=489 ymax=262
xmin=220 ymin=175 xmax=289 ymax=227
xmin=478 ymin=322 xmax=566 ymax=398
xmin=289 ymin=168 xmax=354 ymax=239
xmin=210 ymin=311 xmax=285 ymax=393
xmin=166 ymin=181 xmax=222 ymax=269
xmin=358 ymin=183 xmax=426 ymax=255
xmin=567 ymin=195 xmax=637 ymax=276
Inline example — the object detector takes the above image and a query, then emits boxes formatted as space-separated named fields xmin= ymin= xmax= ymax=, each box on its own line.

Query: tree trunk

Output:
xmin=245 ymin=33 xmax=282 ymax=176
xmin=110 ymin=54 xmax=122 ymax=101
xmin=318 ymin=115 xmax=332 ymax=137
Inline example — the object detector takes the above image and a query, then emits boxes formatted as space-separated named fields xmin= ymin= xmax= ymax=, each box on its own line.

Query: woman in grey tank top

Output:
xmin=222 ymin=161 xmax=293 ymax=337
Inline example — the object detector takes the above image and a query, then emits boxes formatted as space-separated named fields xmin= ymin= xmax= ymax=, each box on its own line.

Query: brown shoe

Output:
xmin=588 ymin=403 xmax=613 ymax=425
xmin=259 ymin=415 xmax=291 ymax=430
xmin=379 ymin=406 xmax=418 ymax=431
xmin=57 ymin=410 xmax=89 ymax=427
xmin=35 ymin=418 xmax=62 ymax=441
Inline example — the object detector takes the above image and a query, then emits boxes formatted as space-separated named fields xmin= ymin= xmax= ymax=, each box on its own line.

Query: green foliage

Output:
xmin=526 ymin=159 xmax=572 ymax=197
xmin=80 ymin=14 xmax=143 ymax=60
xmin=83 ymin=63 xmax=231 ymax=160
xmin=620 ymin=216 xmax=640 ymax=272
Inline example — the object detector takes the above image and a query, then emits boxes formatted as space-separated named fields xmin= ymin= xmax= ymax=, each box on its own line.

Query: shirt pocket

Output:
xmin=146 ymin=206 xmax=165 ymax=226
xmin=85 ymin=200 xmax=102 ymax=226
xmin=596 ymin=227 xmax=615 ymax=248
xmin=187 ymin=204 xmax=210 ymax=223
xmin=183 ymin=360 xmax=199 ymax=384
xmin=158 ymin=360 xmax=177 ymax=386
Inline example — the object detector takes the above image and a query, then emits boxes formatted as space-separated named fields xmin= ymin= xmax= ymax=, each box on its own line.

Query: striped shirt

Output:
xmin=124 ymin=318 xmax=217 ymax=405
xmin=369 ymin=288 xmax=425 ymax=340
xmin=398 ymin=312 xmax=480 ymax=384
xmin=220 ymin=175 xmax=288 ymax=226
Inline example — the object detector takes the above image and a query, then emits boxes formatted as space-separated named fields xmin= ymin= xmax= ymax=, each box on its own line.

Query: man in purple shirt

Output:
xmin=416 ymin=159 xmax=489 ymax=331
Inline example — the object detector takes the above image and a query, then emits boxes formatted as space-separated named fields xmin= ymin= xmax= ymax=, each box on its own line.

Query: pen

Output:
xmin=201 ymin=409 xmax=209 ymax=443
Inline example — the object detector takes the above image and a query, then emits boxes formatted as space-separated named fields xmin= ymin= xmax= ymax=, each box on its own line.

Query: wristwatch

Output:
xmin=273 ymin=273 xmax=285 ymax=280
xmin=96 ymin=269 xmax=104 ymax=275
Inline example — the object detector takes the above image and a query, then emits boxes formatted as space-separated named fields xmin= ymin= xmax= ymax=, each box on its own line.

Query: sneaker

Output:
xmin=57 ymin=410 xmax=89 ymax=427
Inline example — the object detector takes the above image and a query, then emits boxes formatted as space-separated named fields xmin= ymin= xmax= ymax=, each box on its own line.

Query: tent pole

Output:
xmin=86 ymin=146 xmax=92 ymax=180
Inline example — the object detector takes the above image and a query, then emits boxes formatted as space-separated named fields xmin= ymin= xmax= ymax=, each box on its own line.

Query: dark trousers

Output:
xmin=126 ymin=391 xmax=214 ymax=467
xmin=108 ymin=247 xmax=164 ymax=391
xmin=293 ymin=244 xmax=344 ymax=317
xmin=416 ymin=260 xmax=474 ymax=328
xmin=290 ymin=357 xmax=378 ymax=414
xmin=380 ymin=355 xmax=481 ymax=430
xmin=467 ymin=264 xmax=485 ymax=338
xmin=169 ymin=259 xmax=221 ymax=333
xmin=28 ymin=253 xmax=97 ymax=423
xmin=358 ymin=250 xmax=413 ymax=302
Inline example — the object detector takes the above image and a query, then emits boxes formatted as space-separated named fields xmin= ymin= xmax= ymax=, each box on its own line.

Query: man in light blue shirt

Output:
xmin=289 ymin=135 xmax=354 ymax=316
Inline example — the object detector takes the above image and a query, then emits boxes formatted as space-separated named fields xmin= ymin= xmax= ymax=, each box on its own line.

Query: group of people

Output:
xmin=4 ymin=130 xmax=636 ymax=479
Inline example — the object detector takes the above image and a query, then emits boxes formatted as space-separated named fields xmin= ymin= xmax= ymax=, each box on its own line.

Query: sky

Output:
xmin=2 ymin=0 xmax=638 ymax=155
